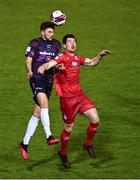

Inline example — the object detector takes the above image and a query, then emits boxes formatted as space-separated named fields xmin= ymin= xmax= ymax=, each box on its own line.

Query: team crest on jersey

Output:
xmin=72 ymin=61 xmax=78 ymax=66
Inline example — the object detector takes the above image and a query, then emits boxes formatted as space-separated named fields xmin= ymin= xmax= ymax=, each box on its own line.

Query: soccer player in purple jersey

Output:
xmin=18 ymin=21 xmax=61 ymax=160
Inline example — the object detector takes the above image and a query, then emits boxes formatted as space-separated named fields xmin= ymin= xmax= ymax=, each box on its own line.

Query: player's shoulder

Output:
xmin=28 ymin=37 xmax=40 ymax=46
xmin=76 ymin=53 xmax=85 ymax=60
xmin=76 ymin=53 xmax=82 ymax=58
xmin=54 ymin=52 xmax=64 ymax=60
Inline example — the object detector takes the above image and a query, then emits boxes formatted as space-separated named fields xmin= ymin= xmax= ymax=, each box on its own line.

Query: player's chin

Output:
xmin=47 ymin=36 xmax=53 ymax=41
xmin=69 ymin=50 xmax=76 ymax=53
xmin=70 ymin=48 xmax=76 ymax=53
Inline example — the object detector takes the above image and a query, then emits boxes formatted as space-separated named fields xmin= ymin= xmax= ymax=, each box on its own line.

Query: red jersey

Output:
xmin=53 ymin=51 xmax=86 ymax=97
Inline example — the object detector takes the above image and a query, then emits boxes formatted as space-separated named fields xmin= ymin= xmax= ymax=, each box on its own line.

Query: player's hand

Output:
xmin=56 ymin=63 xmax=65 ymax=70
xmin=38 ymin=65 xmax=45 ymax=75
xmin=27 ymin=71 xmax=33 ymax=79
xmin=99 ymin=50 xmax=111 ymax=57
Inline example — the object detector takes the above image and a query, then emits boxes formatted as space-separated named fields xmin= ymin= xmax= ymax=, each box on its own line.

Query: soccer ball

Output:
xmin=50 ymin=10 xmax=66 ymax=26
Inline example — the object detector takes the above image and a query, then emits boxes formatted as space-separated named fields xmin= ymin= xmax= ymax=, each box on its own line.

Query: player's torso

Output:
xmin=57 ymin=53 xmax=81 ymax=81
xmin=54 ymin=53 xmax=82 ymax=96
xmin=33 ymin=38 xmax=59 ymax=62
xmin=32 ymin=38 xmax=60 ymax=78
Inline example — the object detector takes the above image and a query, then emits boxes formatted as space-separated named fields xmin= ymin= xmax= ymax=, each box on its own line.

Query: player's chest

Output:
xmin=36 ymin=44 xmax=57 ymax=61
xmin=64 ymin=57 xmax=80 ymax=71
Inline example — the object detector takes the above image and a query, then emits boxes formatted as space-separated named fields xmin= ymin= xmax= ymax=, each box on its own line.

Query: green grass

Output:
xmin=0 ymin=0 xmax=140 ymax=178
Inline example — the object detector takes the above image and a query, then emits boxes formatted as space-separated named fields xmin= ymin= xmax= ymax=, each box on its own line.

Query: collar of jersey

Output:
xmin=64 ymin=51 xmax=77 ymax=59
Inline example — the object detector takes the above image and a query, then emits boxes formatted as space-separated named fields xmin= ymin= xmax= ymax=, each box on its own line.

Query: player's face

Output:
xmin=42 ymin=28 xmax=54 ymax=41
xmin=64 ymin=38 xmax=77 ymax=53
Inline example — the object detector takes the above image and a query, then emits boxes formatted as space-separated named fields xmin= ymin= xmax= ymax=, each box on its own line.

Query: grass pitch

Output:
xmin=0 ymin=0 xmax=140 ymax=178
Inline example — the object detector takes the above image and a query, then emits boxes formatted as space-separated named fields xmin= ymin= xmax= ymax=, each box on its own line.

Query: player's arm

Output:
xmin=38 ymin=60 xmax=57 ymax=74
xmin=25 ymin=39 xmax=38 ymax=79
xmin=55 ymin=43 xmax=64 ymax=70
xmin=25 ymin=57 xmax=33 ymax=79
xmin=84 ymin=50 xmax=111 ymax=67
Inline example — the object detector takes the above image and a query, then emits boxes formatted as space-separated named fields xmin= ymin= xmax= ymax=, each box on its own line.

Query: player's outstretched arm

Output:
xmin=25 ymin=57 xmax=33 ymax=79
xmin=38 ymin=60 xmax=57 ymax=74
xmin=84 ymin=50 xmax=111 ymax=67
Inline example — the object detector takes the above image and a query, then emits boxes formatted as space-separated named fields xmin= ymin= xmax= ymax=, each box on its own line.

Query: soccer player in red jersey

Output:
xmin=38 ymin=34 xmax=111 ymax=168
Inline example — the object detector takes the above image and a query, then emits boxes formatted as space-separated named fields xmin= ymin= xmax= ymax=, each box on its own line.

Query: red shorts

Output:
xmin=60 ymin=93 xmax=95 ymax=124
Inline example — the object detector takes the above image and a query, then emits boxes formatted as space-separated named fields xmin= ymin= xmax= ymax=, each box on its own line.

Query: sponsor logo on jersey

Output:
xmin=39 ymin=51 xmax=55 ymax=56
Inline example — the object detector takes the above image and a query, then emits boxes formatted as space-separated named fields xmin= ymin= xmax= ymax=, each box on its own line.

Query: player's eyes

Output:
xmin=48 ymin=31 xmax=53 ymax=33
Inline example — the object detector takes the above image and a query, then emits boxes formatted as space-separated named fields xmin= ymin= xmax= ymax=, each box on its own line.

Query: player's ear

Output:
xmin=41 ymin=31 xmax=44 ymax=36
xmin=63 ymin=44 xmax=66 ymax=49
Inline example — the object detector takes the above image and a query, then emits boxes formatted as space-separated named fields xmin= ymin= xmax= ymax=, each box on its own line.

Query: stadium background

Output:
xmin=0 ymin=0 xmax=139 ymax=178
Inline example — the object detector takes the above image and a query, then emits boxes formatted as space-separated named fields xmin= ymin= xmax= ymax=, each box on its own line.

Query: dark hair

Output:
xmin=62 ymin=34 xmax=77 ymax=44
xmin=40 ymin=21 xmax=55 ymax=31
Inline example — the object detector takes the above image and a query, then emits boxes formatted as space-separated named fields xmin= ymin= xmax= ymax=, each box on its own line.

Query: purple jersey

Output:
xmin=25 ymin=37 xmax=61 ymax=79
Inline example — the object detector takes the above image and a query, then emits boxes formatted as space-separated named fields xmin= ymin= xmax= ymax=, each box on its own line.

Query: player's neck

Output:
xmin=67 ymin=51 xmax=75 ymax=56
xmin=42 ymin=36 xmax=53 ymax=42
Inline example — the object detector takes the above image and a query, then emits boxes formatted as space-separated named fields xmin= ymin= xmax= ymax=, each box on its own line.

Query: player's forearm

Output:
xmin=90 ymin=50 xmax=111 ymax=66
xmin=84 ymin=55 xmax=103 ymax=67
xmin=43 ymin=60 xmax=57 ymax=70
xmin=91 ymin=54 xmax=103 ymax=66
xmin=38 ymin=60 xmax=59 ymax=75
xmin=42 ymin=63 xmax=51 ymax=70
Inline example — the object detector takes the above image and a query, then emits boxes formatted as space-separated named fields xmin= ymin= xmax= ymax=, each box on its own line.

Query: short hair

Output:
xmin=40 ymin=21 xmax=55 ymax=31
xmin=62 ymin=34 xmax=77 ymax=44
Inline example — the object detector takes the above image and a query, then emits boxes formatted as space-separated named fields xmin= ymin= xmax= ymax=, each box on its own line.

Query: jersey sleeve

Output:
xmin=53 ymin=54 xmax=64 ymax=64
xmin=79 ymin=55 xmax=86 ymax=65
xmin=25 ymin=39 xmax=38 ymax=58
